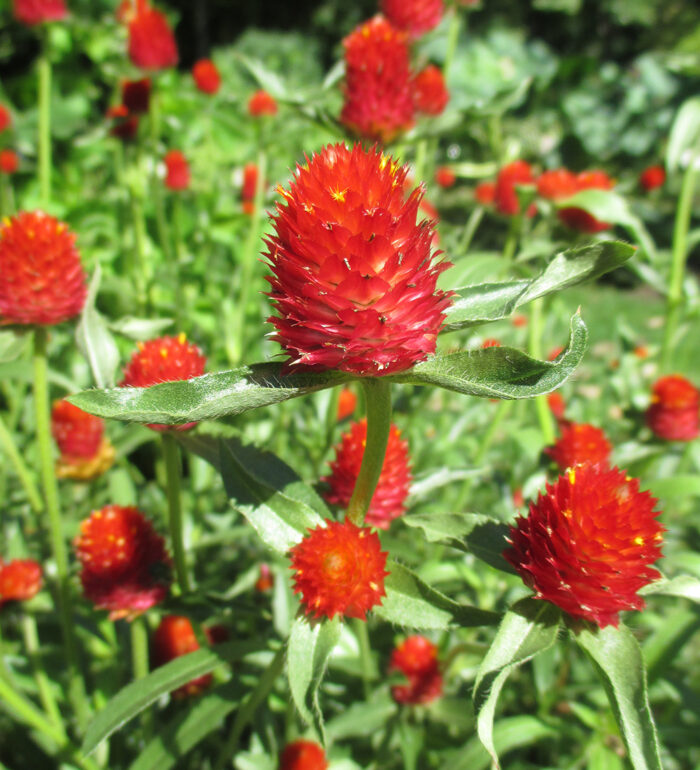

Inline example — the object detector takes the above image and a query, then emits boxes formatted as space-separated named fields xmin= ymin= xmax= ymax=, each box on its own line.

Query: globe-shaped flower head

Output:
xmin=279 ymin=741 xmax=328 ymax=770
xmin=127 ymin=0 xmax=178 ymax=70
xmin=389 ymin=635 xmax=443 ymax=705
xmin=646 ymin=375 xmax=699 ymax=441
xmin=546 ymin=422 xmax=612 ymax=471
xmin=266 ymin=143 xmax=452 ymax=375
xmin=13 ymin=0 xmax=67 ymax=25
xmin=381 ymin=0 xmax=444 ymax=37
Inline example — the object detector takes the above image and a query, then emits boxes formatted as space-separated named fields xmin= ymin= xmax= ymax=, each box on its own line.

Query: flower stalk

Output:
xmin=162 ymin=433 xmax=190 ymax=594
xmin=38 ymin=28 xmax=52 ymax=205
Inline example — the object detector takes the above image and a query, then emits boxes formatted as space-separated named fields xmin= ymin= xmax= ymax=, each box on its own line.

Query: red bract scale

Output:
xmin=323 ymin=419 xmax=412 ymax=530
xmin=164 ymin=150 xmax=190 ymax=191
xmin=52 ymin=398 xmax=104 ymax=458
xmin=558 ymin=170 xmax=613 ymax=233
xmin=504 ymin=464 xmax=664 ymax=628
xmin=0 ymin=150 xmax=19 ymax=175
xmin=0 ymin=106 xmax=11 ymax=133
xmin=336 ymin=387 xmax=357 ymax=420
xmin=0 ymin=560 xmax=42 ymax=607
xmin=412 ymin=65 xmax=449 ymax=116
xmin=475 ymin=181 xmax=495 ymax=205
xmin=242 ymin=163 xmax=260 ymax=215
xmin=434 ymin=166 xmax=456 ymax=188
xmin=389 ymin=635 xmax=443 ymax=705
xmin=151 ymin=616 xmax=212 ymax=697
xmin=381 ymin=0 xmax=444 ymax=36
xmin=266 ymin=143 xmax=452 ymax=375
xmin=248 ymin=90 xmax=278 ymax=117
xmin=546 ymin=422 xmax=612 ymax=471
xmin=279 ymin=740 xmax=328 ymax=770
xmin=340 ymin=17 xmax=414 ymax=143
xmin=254 ymin=564 xmax=274 ymax=593
xmin=640 ymin=165 xmax=665 ymax=191
xmin=74 ymin=505 xmax=172 ymax=620
xmin=128 ymin=0 xmax=178 ymax=70
xmin=13 ymin=0 xmax=67 ymax=25
xmin=547 ymin=391 xmax=566 ymax=420
xmin=0 ymin=211 xmax=87 ymax=326
xmin=289 ymin=519 xmax=389 ymax=620
xmin=494 ymin=161 xmax=535 ymax=216
xmin=120 ymin=334 xmax=206 ymax=431
xmin=122 ymin=78 xmax=151 ymax=114
xmin=192 ymin=59 xmax=221 ymax=95
xmin=482 ymin=338 xmax=501 ymax=348
xmin=107 ymin=105 xmax=139 ymax=142
xmin=646 ymin=375 xmax=699 ymax=441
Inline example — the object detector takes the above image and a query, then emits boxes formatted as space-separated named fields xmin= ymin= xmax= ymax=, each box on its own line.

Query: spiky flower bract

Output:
xmin=266 ymin=143 xmax=452 ymax=375
xmin=646 ymin=375 xmax=699 ymax=441
xmin=289 ymin=519 xmax=389 ymax=620
xmin=323 ymin=419 xmax=412 ymax=530
xmin=546 ymin=422 xmax=612 ymax=471
xmin=0 ymin=211 xmax=87 ymax=326
xmin=128 ymin=0 xmax=178 ymax=70
xmin=51 ymin=399 xmax=114 ymax=480
xmin=122 ymin=78 xmax=151 ymax=114
xmin=248 ymin=90 xmax=278 ymax=117
xmin=389 ymin=635 xmax=443 ymax=705
xmin=279 ymin=740 xmax=329 ymax=770
xmin=381 ymin=0 xmax=444 ymax=36
xmin=340 ymin=17 xmax=414 ymax=143
xmin=412 ymin=65 xmax=449 ymax=115
xmin=640 ymin=165 xmax=665 ymax=191
xmin=163 ymin=150 xmax=190 ymax=190
xmin=504 ymin=464 xmax=664 ymax=628
xmin=151 ymin=615 xmax=212 ymax=697
xmin=74 ymin=505 xmax=172 ymax=620
xmin=13 ymin=0 xmax=67 ymax=25
xmin=0 ymin=559 xmax=42 ymax=607
xmin=192 ymin=59 xmax=221 ymax=95
xmin=0 ymin=150 xmax=19 ymax=175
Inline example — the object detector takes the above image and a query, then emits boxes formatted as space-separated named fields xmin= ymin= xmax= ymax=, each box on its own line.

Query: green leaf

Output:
xmin=642 ymin=608 xmax=700 ymax=684
xmin=288 ymin=616 xmax=341 ymax=741
xmin=82 ymin=640 xmax=256 ymax=755
xmin=0 ymin=330 xmax=30 ymax=363
xmin=639 ymin=573 xmax=700 ymax=603
xmin=647 ymin=475 xmax=700 ymax=499
xmin=325 ymin=697 xmax=397 ymax=741
xmin=443 ymin=241 xmax=634 ymax=331
xmin=575 ymin=623 xmax=662 ymax=770
xmin=109 ymin=316 xmax=174 ymax=341
xmin=473 ymin=599 xmax=561 ymax=768
xmin=667 ymin=96 xmax=700 ymax=173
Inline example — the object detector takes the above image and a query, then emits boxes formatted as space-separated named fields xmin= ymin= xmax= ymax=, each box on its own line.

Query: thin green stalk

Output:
xmin=128 ymin=188 xmax=149 ymax=313
xmin=502 ymin=213 xmax=522 ymax=264
xmin=442 ymin=8 xmax=462 ymax=83
xmin=346 ymin=379 xmax=392 ymax=526
xmin=458 ymin=206 xmax=484 ymax=256
xmin=171 ymin=194 xmax=185 ymax=330
xmin=38 ymin=29 xmax=52 ymax=205
xmin=413 ymin=139 xmax=428 ymax=186
xmin=0 ymin=175 xmax=8 ymax=217
xmin=130 ymin=617 xmax=149 ymax=681
xmin=661 ymin=157 xmax=698 ymax=371
xmin=0 ymin=413 xmax=43 ymax=513
xmin=21 ymin=614 xmax=63 ymax=731
xmin=33 ymin=327 xmax=89 ymax=729
xmin=353 ymin=618 xmax=373 ymax=699
xmin=528 ymin=298 xmax=555 ymax=445
xmin=162 ymin=433 xmax=190 ymax=594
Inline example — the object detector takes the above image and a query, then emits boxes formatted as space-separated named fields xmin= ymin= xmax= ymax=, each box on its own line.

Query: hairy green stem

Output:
xmin=443 ymin=9 xmax=462 ymax=83
xmin=21 ymin=614 xmax=63 ymax=731
xmin=0 ymin=413 xmax=43 ymax=513
xmin=528 ymin=298 xmax=555 ymax=445
xmin=162 ymin=433 xmax=190 ymax=594
xmin=38 ymin=29 xmax=52 ymax=205
xmin=346 ymin=379 xmax=392 ymax=526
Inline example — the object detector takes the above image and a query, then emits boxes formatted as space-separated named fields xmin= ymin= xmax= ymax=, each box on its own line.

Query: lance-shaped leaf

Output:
xmin=443 ymin=241 xmax=634 ymax=332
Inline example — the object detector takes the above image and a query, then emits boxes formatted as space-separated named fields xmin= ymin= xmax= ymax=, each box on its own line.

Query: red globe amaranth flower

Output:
xmin=52 ymin=399 xmax=114 ymax=480
xmin=163 ymin=150 xmax=190 ymax=191
xmin=120 ymin=334 xmax=206 ymax=431
xmin=266 ymin=143 xmax=452 ymax=375
xmin=128 ymin=0 xmax=178 ymax=70
xmin=546 ymin=422 xmax=611 ymax=471
xmin=279 ymin=740 xmax=328 ymax=770
xmin=434 ymin=166 xmax=456 ymax=188
xmin=107 ymin=105 xmax=139 ymax=142
xmin=512 ymin=313 xmax=527 ymax=328
xmin=0 ymin=106 xmax=11 ymax=133
xmin=547 ymin=391 xmax=566 ymax=420
xmin=548 ymin=346 xmax=564 ymax=361
xmin=381 ymin=0 xmax=444 ymax=36
xmin=504 ymin=465 xmax=664 ymax=628
xmin=152 ymin=616 xmax=212 ymax=696
xmin=412 ymin=66 xmax=449 ymax=116
xmin=340 ymin=17 xmax=414 ymax=143
xmin=389 ymin=635 xmax=443 ymax=705
xmin=536 ymin=168 xmax=578 ymax=201
xmin=640 ymin=165 xmax=665 ymax=192
xmin=289 ymin=519 xmax=389 ymax=620
xmin=0 ymin=211 xmax=87 ymax=326
xmin=75 ymin=505 xmax=172 ymax=620
xmin=248 ymin=90 xmax=278 ymax=117
xmin=13 ymin=0 xmax=67 ymax=25
xmin=241 ymin=163 xmax=261 ymax=215
xmin=337 ymin=387 xmax=357 ymax=420
xmin=192 ymin=59 xmax=221 ymax=95
xmin=254 ymin=564 xmax=274 ymax=593
xmin=558 ymin=170 xmax=613 ymax=233
xmin=323 ymin=419 xmax=412 ymax=530
xmin=0 ymin=150 xmax=19 ymax=175
xmin=475 ymin=181 xmax=495 ymax=205
xmin=122 ymin=78 xmax=151 ymax=114
xmin=0 ymin=560 xmax=42 ymax=607
xmin=494 ymin=161 xmax=535 ymax=216
xmin=646 ymin=375 xmax=699 ymax=441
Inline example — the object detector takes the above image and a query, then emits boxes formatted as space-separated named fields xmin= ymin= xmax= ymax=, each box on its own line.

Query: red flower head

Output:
xmin=51 ymin=398 xmax=114 ymax=480
xmin=279 ymin=740 xmax=328 ymax=770
xmin=494 ymin=161 xmax=535 ymax=216
xmin=336 ymin=387 xmax=357 ymax=421
xmin=248 ymin=90 xmax=278 ymax=117
xmin=289 ymin=519 xmax=389 ymax=620
xmin=512 ymin=313 xmax=527 ymax=328
xmin=254 ymin=563 xmax=274 ymax=593
xmin=266 ymin=143 xmax=452 ymax=375
xmin=0 ymin=211 xmax=87 ymax=326
xmin=122 ymin=78 xmax=151 ymax=114
xmin=389 ymin=635 xmax=443 ymax=705
xmin=0 ymin=106 xmax=11 ymax=133
xmin=504 ymin=464 xmax=664 ymax=628
xmin=323 ymin=419 xmax=412 ymax=530
xmin=163 ymin=150 xmax=190 ymax=191
xmin=0 ymin=150 xmax=19 ymax=175
xmin=192 ymin=59 xmax=221 ymax=95
xmin=482 ymin=338 xmax=500 ymax=348
xmin=0 ymin=559 xmax=42 ymax=607
xmin=547 ymin=391 xmax=566 ymax=420
xmin=12 ymin=0 xmax=67 ymax=25
xmin=74 ymin=505 xmax=172 ymax=620
xmin=546 ymin=422 xmax=612 ymax=471
xmin=536 ymin=168 xmax=578 ymax=201
xmin=412 ymin=65 xmax=449 ymax=116
xmin=151 ymin=615 xmax=212 ymax=696
xmin=340 ymin=16 xmax=414 ymax=143
xmin=128 ymin=0 xmax=178 ymax=70
xmin=475 ymin=181 xmax=495 ymax=205
xmin=120 ymin=333 xmax=206 ymax=431
xmin=381 ymin=0 xmax=444 ymax=36
xmin=242 ymin=162 xmax=261 ymax=215
xmin=434 ymin=166 xmax=456 ymax=188
xmin=646 ymin=375 xmax=699 ymax=442
xmin=640 ymin=165 xmax=665 ymax=192
xmin=558 ymin=170 xmax=614 ymax=233
xmin=107 ymin=105 xmax=139 ymax=142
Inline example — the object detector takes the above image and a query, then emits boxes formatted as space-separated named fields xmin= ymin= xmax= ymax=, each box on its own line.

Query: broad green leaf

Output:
xmin=109 ymin=316 xmax=174 ymax=341
xmin=639 ymin=573 xmax=700 ymax=603
xmin=647 ymin=475 xmax=700 ymax=499
xmin=443 ymin=241 xmax=634 ymax=331
xmin=642 ymin=608 xmax=700 ymax=684
xmin=0 ymin=330 xmax=29 ymax=363
xmin=667 ymin=97 xmax=700 ymax=173
xmin=236 ymin=53 xmax=288 ymax=99
xmin=288 ymin=617 xmax=341 ymax=741
xmin=473 ymin=599 xmax=561 ymax=769
xmin=408 ymin=469 xmax=482 ymax=503
xmin=325 ymin=697 xmax=397 ymax=741
xmin=402 ymin=512 xmax=495 ymax=543
xmin=575 ymin=623 xmax=662 ymax=770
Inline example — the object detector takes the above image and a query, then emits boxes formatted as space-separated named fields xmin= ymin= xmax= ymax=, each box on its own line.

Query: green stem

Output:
xmin=171 ymin=194 xmax=185 ymax=330
xmin=528 ymin=298 xmax=555 ymax=445
xmin=442 ymin=8 xmax=462 ymax=83
xmin=38 ymin=29 xmax=52 ymax=205
xmin=346 ymin=379 xmax=392 ymax=526
xmin=661 ymin=156 xmax=698 ymax=371
xmin=353 ymin=618 xmax=373 ymax=699
xmin=0 ymin=175 xmax=8 ymax=217
xmin=128 ymin=188 xmax=149 ymax=314
xmin=33 ymin=327 xmax=89 ymax=729
xmin=130 ymin=617 xmax=149 ymax=681
xmin=0 ymin=413 xmax=43 ymax=513
xmin=21 ymin=614 xmax=63 ymax=731
xmin=162 ymin=433 xmax=190 ymax=594
xmin=413 ymin=139 xmax=428 ymax=186
xmin=502 ymin=213 xmax=522 ymax=264
xmin=458 ymin=206 xmax=484 ymax=256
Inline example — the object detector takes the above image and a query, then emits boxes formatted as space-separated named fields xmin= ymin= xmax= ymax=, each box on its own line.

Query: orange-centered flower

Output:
xmin=266 ymin=143 xmax=452 ymax=375
xmin=504 ymin=464 xmax=664 ymax=628
xmin=646 ymin=375 xmax=699 ymax=441
xmin=0 ymin=211 xmax=87 ymax=326
xmin=279 ymin=740 xmax=328 ymax=770
xmin=389 ymin=635 xmax=443 ymax=705
xmin=192 ymin=59 xmax=221 ymax=95
xmin=0 ymin=559 xmax=42 ymax=607
xmin=381 ymin=0 xmax=444 ymax=36
xmin=13 ymin=0 xmax=67 ymax=25
xmin=546 ymin=422 xmax=612 ymax=471
xmin=289 ymin=519 xmax=389 ymax=620
xmin=128 ymin=0 xmax=178 ymax=70
xmin=412 ymin=65 xmax=449 ymax=116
